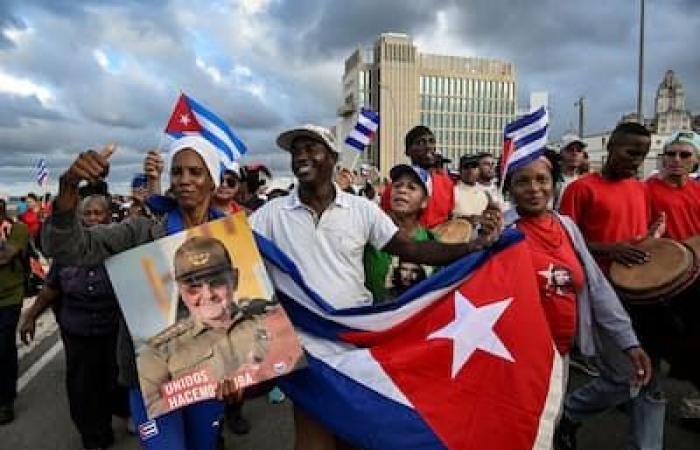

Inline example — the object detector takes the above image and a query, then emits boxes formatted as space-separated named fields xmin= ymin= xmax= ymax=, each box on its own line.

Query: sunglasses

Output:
xmin=461 ymin=163 xmax=479 ymax=169
xmin=664 ymin=151 xmax=694 ymax=159
xmin=221 ymin=177 xmax=239 ymax=188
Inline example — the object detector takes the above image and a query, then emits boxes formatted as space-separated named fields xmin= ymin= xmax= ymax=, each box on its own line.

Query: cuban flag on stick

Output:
xmin=255 ymin=229 xmax=562 ymax=450
xmin=35 ymin=158 xmax=49 ymax=188
xmin=345 ymin=108 xmax=380 ymax=152
xmin=164 ymin=93 xmax=248 ymax=168
xmin=500 ymin=106 xmax=549 ymax=180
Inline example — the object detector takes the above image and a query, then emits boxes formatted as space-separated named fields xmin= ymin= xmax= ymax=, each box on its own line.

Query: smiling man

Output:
xmin=250 ymin=124 xmax=502 ymax=450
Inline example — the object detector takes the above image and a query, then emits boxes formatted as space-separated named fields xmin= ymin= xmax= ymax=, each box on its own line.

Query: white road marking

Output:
xmin=17 ymin=340 xmax=63 ymax=392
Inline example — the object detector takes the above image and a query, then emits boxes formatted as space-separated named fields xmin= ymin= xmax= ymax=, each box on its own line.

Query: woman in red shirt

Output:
xmin=504 ymin=151 xmax=652 ymax=449
xmin=507 ymin=153 xmax=583 ymax=355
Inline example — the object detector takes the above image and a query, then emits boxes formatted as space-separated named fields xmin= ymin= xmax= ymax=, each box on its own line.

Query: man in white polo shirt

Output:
xmin=250 ymin=124 xmax=503 ymax=450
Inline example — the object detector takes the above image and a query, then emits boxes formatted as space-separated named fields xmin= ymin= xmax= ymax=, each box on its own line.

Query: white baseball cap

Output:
xmin=276 ymin=124 xmax=339 ymax=154
xmin=560 ymin=133 xmax=587 ymax=151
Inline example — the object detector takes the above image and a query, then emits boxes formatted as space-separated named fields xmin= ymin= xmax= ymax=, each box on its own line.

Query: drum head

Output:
xmin=610 ymin=238 xmax=692 ymax=293
xmin=432 ymin=219 xmax=473 ymax=244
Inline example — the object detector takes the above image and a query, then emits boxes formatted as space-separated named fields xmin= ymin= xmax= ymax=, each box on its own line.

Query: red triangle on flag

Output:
xmin=165 ymin=94 xmax=202 ymax=134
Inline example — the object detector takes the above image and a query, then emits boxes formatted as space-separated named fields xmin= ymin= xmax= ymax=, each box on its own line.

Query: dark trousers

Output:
xmin=0 ymin=304 xmax=21 ymax=406
xmin=61 ymin=330 xmax=128 ymax=449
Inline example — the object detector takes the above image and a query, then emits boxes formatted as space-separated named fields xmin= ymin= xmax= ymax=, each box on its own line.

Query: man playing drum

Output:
xmin=557 ymin=122 xmax=665 ymax=450
xmin=646 ymin=131 xmax=700 ymax=422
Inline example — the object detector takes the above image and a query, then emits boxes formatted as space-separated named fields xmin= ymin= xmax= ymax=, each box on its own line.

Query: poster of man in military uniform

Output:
xmin=105 ymin=214 xmax=305 ymax=419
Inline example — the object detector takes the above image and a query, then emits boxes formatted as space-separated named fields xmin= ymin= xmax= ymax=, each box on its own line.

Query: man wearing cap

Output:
xmin=646 ymin=131 xmax=700 ymax=422
xmin=555 ymin=134 xmax=588 ymax=209
xmin=250 ymin=124 xmax=502 ymax=450
xmin=380 ymin=126 xmax=455 ymax=229
xmin=364 ymin=164 xmax=436 ymax=304
xmin=452 ymin=154 xmax=490 ymax=222
xmin=138 ymin=236 xmax=271 ymax=418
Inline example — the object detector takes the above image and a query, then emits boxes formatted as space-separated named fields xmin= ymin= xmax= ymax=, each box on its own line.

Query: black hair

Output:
xmin=27 ymin=193 xmax=39 ymax=201
xmin=404 ymin=125 xmax=433 ymax=149
xmin=502 ymin=149 xmax=561 ymax=197
xmin=477 ymin=152 xmax=493 ymax=160
xmin=608 ymin=122 xmax=651 ymax=149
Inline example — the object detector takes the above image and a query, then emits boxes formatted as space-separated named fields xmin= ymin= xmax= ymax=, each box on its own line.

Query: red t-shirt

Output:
xmin=646 ymin=177 xmax=700 ymax=241
xmin=19 ymin=209 xmax=41 ymax=238
xmin=517 ymin=214 xmax=584 ymax=355
xmin=381 ymin=169 xmax=454 ymax=229
xmin=559 ymin=173 xmax=650 ymax=270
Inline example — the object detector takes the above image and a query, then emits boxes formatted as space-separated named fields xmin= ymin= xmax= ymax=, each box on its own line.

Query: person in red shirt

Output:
xmin=647 ymin=131 xmax=700 ymax=241
xmin=646 ymin=131 xmax=700 ymax=422
xmin=380 ymin=126 xmax=454 ymax=229
xmin=19 ymin=193 xmax=41 ymax=239
xmin=557 ymin=122 xmax=666 ymax=450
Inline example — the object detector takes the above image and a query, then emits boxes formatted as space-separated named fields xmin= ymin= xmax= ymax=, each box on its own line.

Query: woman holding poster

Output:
xmin=41 ymin=136 xmax=257 ymax=450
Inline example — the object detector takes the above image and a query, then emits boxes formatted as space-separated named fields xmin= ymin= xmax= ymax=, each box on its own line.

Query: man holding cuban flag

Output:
xmin=248 ymin=123 xmax=567 ymax=450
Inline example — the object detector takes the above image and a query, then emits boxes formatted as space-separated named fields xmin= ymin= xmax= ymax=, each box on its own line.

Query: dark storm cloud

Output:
xmin=0 ymin=94 xmax=64 ymax=126
xmin=0 ymin=0 xmax=697 ymax=194
xmin=266 ymin=0 xmax=451 ymax=58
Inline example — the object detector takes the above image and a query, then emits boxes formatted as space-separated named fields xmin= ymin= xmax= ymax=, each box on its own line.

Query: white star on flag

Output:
xmin=179 ymin=114 xmax=191 ymax=126
xmin=428 ymin=292 xmax=514 ymax=378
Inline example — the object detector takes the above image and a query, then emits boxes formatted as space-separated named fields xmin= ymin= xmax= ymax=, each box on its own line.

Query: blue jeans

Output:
xmin=0 ymin=304 xmax=21 ymax=405
xmin=129 ymin=388 xmax=224 ymax=450
xmin=564 ymin=331 xmax=666 ymax=450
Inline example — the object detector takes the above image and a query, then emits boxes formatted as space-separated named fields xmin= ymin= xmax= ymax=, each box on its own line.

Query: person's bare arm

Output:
xmin=144 ymin=150 xmax=164 ymax=196
xmin=19 ymin=285 xmax=60 ymax=345
xmin=384 ymin=207 xmax=503 ymax=266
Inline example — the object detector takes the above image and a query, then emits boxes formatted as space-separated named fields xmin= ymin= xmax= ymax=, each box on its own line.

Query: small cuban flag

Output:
xmin=344 ymin=108 xmax=380 ymax=152
xmin=164 ymin=93 xmax=248 ymax=169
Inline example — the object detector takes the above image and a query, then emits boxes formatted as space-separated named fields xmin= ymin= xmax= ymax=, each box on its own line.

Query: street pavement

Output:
xmin=2 ymin=310 xmax=699 ymax=449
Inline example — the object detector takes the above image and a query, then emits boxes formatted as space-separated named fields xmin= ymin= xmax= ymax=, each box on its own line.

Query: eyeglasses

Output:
xmin=663 ymin=151 xmax=694 ymax=159
xmin=461 ymin=164 xmax=479 ymax=169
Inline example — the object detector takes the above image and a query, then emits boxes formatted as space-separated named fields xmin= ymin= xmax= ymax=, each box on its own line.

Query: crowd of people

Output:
xmin=0 ymin=120 xmax=698 ymax=450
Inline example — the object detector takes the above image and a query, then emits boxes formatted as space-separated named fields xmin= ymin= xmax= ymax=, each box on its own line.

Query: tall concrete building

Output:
xmin=338 ymin=33 xmax=517 ymax=176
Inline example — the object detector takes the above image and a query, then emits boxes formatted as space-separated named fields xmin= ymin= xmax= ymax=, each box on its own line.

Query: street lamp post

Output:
xmin=637 ymin=0 xmax=645 ymax=121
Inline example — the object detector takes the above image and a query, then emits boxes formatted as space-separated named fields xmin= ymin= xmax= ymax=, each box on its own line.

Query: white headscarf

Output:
xmin=168 ymin=135 xmax=222 ymax=188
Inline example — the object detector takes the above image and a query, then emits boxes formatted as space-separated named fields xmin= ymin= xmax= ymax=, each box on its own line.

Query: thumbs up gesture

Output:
xmin=62 ymin=143 xmax=116 ymax=186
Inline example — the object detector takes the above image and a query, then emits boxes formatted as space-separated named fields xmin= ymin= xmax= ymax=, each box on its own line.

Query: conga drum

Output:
xmin=431 ymin=219 xmax=473 ymax=244
xmin=609 ymin=238 xmax=700 ymax=305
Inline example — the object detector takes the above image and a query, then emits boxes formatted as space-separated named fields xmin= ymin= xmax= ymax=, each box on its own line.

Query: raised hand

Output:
xmin=62 ymin=143 xmax=116 ymax=186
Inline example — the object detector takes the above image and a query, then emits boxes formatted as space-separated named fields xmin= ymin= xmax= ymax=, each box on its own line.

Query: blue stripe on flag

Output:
xmin=186 ymin=95 xmax=248 ymax=156
xmin=278 ymin=354 xmax=447 ymax=450
xmin=200 ymin=128 xmax=237 ymax=162
xmin=254 ymin=229 xmax=524 ymax=318
xmin=355 ymin=122 xmax=373 ymax=137
xmin=504 ymin=107 xmax=547 ymax=135
xmin=505 ymin=148 xmax=547 ymax=175
xmin=360 ymin=108 xmax=380 ymax=125
xmin=344 ymin=136 xmax=366 ymax=152
xmin=513 ymin=125 xmax=548 ymax=149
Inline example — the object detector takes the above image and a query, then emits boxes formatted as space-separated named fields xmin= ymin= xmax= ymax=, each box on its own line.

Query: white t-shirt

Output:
xmin=250 ymin=184 xmax=398 ymax=309
xmin=453 ymin=182 xmax=489 ymax=217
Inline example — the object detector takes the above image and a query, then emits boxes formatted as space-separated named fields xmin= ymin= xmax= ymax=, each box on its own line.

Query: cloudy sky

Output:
xmin=0 ymin=0 xmax=698 ymax=195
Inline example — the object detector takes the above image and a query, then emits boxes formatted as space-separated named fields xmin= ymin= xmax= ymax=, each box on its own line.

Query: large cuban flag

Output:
xmin=254 ymin=229 xmax=563 ymax=450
